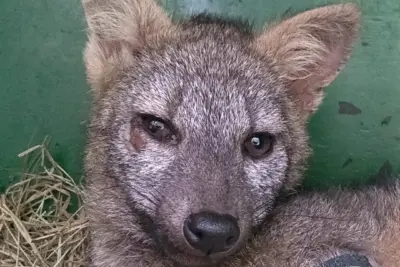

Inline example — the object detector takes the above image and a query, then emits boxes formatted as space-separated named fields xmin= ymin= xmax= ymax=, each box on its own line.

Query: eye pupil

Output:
xmin=244 ymin=132 xmax=274 ymax=159
xmin=149 ymin=120 xmax=165 ymax=133
xmin=251 ymin=137 xmax=262 ymax=148
xmin=140 ymin=114 xmax=177 ymax=143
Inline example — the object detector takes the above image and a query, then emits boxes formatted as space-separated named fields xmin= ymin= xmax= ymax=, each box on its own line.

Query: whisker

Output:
xmin=116 ymin=180 xmax=160 ymax=206
xmin=276 ymin=213 xmax=349 ymax=222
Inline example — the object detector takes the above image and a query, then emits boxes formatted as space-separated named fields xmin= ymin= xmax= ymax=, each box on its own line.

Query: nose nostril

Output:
xmin=206 ymin=249 xmax=212 ymax=256
xmin=184 ymin=219 xmax=200 ymax=244
xmin=225 ymin=235 xmax=236 ymax=247
xmin=194 ymin=231 xmax=203 ymax=239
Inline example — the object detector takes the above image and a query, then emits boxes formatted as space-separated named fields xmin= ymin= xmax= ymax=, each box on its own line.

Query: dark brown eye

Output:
xmin=141 ymin=114 xmax=177 ymax=143
xmin=243 ymin=132 xmax=274 ymax=159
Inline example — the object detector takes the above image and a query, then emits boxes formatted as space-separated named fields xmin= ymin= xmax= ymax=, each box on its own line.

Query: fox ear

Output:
xmin=252 ymin=4 xmax=361 ymax=117
xmin=81 ymin=0 xmax=175 ymax=95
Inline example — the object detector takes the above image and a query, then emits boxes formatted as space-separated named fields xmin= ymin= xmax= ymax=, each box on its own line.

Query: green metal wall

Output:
xmin=1 ymin=0 xmax=399 ymax=191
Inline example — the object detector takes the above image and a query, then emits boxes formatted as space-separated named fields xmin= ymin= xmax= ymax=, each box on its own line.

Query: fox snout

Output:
xmin=157 ymin=208 xmax=248 ymax=265
xmin=155 ymin=170 xmax=252 ymax=263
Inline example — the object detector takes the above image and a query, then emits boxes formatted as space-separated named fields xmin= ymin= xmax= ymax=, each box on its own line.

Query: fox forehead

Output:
xmin=119 ymin=29 xmax=287 ymax=137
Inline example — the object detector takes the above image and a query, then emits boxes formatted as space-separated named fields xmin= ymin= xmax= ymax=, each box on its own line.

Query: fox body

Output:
xmin=227 ymin=181 xmax=400 ymax=267
xmin=81 ymin=0 xmax=400 ymax=266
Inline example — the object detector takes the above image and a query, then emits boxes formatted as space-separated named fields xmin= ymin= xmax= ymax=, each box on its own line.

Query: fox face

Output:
xmin=82 ymin=1 xmax=360 ymax=266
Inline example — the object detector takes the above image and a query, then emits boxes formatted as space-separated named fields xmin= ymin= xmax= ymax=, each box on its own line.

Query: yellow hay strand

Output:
xmin=0 ymin=139 xmax=88 ymax=267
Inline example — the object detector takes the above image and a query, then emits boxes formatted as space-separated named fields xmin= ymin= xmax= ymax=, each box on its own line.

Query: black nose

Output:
xmin=183 ymin=211 xmax=240 ymax=255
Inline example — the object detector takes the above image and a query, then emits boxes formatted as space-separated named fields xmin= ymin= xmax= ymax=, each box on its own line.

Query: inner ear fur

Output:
xmin=252 ymin=4 xmax=361 ymax=116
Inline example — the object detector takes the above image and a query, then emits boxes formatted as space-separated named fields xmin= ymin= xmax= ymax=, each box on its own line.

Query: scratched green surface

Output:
xmin=0 ymin=0 xmax=399 ymax=192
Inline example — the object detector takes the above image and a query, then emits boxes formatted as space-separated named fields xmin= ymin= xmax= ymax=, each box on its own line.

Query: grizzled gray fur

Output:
xmin=81 ymin=0 xmax=400 ymax=266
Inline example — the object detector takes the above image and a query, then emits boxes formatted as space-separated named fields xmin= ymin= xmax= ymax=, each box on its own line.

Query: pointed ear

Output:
xmin=252 ymin=4 xmax=361 ymax=116
xmin=81 ymin=0 xmax=176 ymax=95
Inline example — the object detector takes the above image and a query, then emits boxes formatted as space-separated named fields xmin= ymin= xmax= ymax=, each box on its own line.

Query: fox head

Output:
xmin=82 ymin=0 xmax=360 ymax=266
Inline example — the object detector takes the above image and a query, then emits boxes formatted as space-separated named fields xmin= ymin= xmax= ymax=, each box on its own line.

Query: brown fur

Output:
xmin=226 ymin=182 xmax=400 ymax=267
xmin=252 ymin=5 xmax=360 ymax=115
xmin=81 ymin=0 xmax=400 ymax=266
xmin=82 ymin=0 xmax=177 ymax=97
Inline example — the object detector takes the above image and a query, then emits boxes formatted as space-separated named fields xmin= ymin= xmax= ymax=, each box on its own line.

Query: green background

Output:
xmin=1 ymin=0 xmax=399 ymax=192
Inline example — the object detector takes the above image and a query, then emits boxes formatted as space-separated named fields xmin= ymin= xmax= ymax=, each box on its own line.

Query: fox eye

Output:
xmin=141 ymin=114 xmax=177 ymax=143
xmin=243 ymin=132 xmax=274 ymax=159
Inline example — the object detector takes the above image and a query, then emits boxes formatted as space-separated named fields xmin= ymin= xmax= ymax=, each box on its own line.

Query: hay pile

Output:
xmin=0 ymin=139 xmax=88 ymax=267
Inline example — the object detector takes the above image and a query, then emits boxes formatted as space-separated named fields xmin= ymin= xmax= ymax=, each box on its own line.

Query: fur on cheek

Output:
xmin=243 ymin=145 xmax=289 ymax=224
xmin=244 ymin=145 xmax=288 ymax=193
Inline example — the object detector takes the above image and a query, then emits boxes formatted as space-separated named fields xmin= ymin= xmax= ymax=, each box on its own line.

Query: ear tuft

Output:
xmin=253 ymin=4 xmax=361 ymax=116
xmin=81 ymin=0 xmax=175 ymax=96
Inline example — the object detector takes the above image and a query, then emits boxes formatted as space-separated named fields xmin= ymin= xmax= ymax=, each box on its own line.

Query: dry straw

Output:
xmin=0 ymin=138 xmax=88 ymax=267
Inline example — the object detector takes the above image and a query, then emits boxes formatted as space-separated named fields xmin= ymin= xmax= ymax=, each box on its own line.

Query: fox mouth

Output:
xmin=163 ymin=246 xmax=235 ymax=267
